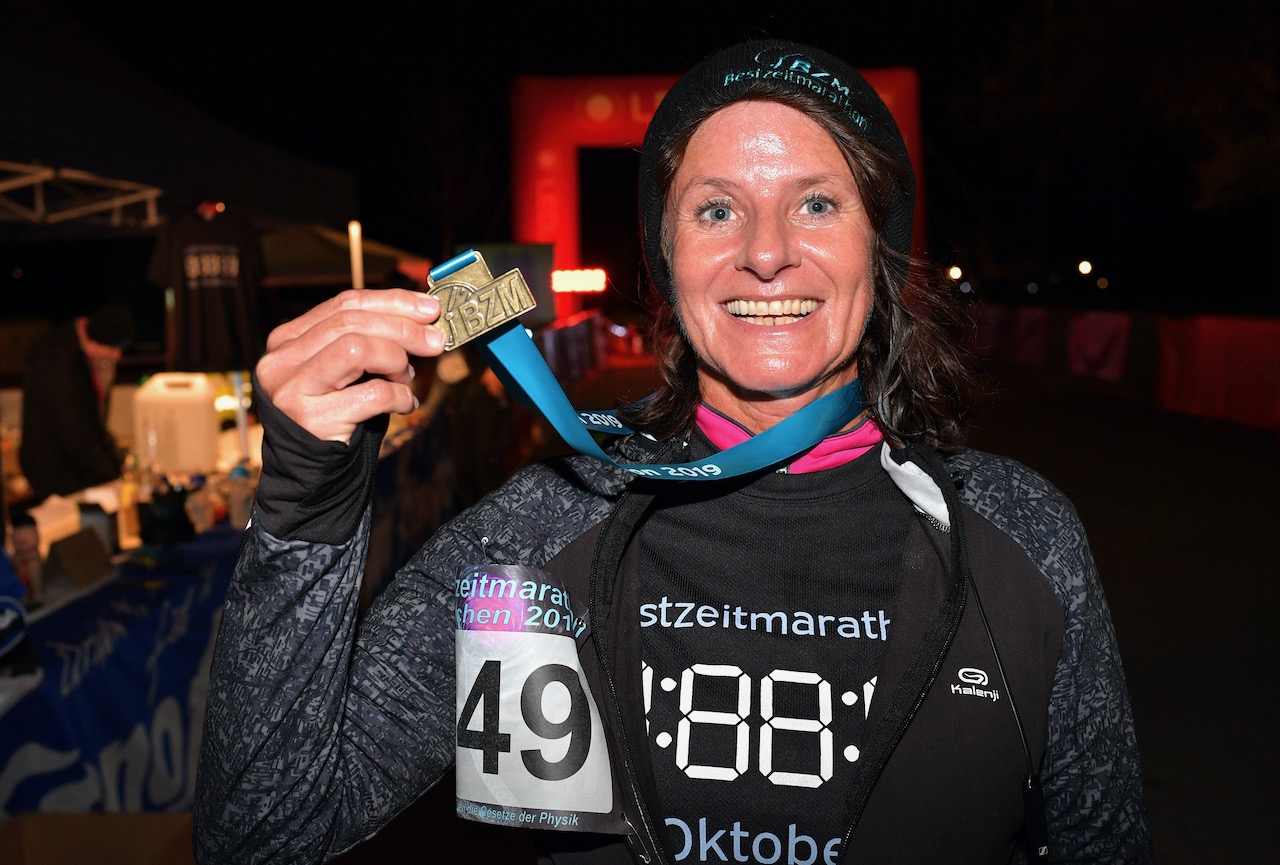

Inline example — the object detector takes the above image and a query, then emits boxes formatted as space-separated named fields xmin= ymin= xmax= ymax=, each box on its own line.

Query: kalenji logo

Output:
xmin=951 ymin=667 xmax=1000 ymax=702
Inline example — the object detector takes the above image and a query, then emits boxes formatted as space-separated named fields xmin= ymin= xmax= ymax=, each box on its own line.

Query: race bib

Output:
xmin=455 ymin=564 xmax=627 ymax=833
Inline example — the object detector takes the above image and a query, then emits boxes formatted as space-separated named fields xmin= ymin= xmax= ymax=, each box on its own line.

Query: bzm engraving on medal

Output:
xmin=426 ymin=252 xmax=537 ymax=350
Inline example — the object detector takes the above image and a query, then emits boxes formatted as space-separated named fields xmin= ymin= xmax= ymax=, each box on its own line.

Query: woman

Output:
xmin=195 ymin=39 xmax=1153 ymax=864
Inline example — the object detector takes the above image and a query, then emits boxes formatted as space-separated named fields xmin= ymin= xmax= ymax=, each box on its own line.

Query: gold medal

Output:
xmin=425 ymin=252 xmax=537 ymax=351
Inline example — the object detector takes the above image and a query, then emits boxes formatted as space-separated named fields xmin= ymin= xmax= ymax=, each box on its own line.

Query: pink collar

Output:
xmin=694 ymin=404 xmax=883 ymax=474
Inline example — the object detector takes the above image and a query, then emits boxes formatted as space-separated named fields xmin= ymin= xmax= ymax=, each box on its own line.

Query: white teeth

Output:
xmin=726 ymin=298 xmax=818 ymax=323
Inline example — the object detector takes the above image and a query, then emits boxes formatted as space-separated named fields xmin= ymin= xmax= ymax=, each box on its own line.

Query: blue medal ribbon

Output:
xmin=431 ymin=251 xmax=863 ymax=481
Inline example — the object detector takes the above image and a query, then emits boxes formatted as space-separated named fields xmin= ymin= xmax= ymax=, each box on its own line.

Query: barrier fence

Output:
xmin=968 ymin=305 xmax=1280 ymax=431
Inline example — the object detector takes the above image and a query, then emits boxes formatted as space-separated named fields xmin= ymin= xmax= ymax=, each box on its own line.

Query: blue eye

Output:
xmin=804 ymin=198 xmax=831 ymax=215
xmin=696 ymin=199 xmax=734 ymax=223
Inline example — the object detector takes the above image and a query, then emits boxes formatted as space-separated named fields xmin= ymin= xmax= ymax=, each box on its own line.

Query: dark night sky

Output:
xmin=7 ymin=0 xmax=1279 ymax=335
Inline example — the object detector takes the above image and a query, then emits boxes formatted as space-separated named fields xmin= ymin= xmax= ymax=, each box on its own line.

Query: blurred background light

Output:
xmin=551 ymin=268 xmax=607 ymax=293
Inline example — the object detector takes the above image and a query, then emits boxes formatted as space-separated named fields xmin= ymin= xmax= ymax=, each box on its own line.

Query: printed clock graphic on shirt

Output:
xmin=642 ymin=660 xmax=877 ymax=788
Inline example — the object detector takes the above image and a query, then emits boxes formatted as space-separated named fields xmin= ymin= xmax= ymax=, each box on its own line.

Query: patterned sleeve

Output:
xmin=192 ymin=507 xmax=459 ymax=864
xmin=194 ymin=455 xmax=624 ymax=864
xmin=951 ymin=450 xmax=1155 ymax=864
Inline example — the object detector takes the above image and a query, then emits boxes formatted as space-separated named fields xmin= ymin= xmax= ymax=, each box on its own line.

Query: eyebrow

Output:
xmin=788 ymin=172 xmax=853 ymax=189
xmin=680 ymin=171 xmax=852 ymax=190
xmin=674 ymin=171 xmax=854 ymax=204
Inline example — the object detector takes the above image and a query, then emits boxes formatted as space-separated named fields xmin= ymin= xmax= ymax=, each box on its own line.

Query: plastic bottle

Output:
xmin=117 ymin=454 xmax=142 ymax=550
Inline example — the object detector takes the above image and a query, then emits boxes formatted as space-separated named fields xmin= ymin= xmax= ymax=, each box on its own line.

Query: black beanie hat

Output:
xmin=86 ymin=303 xmax=137 ymax=349
xmin=638 ymin=39 xmax=916 ymax=302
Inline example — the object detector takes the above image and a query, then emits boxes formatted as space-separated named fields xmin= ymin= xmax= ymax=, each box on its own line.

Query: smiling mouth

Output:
xmin=725 ymin=298 xmax=818 ymax=326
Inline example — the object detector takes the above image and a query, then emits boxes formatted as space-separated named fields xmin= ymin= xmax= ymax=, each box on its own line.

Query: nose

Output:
xmin=735 ymin=211 xmax=799 ymax=280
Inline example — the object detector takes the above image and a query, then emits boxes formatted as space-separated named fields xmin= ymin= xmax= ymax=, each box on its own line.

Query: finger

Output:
xmin=283 ymin=306 xmax=444 ymax=368
xmin=277 ymin=376 xmax=420 ymax=444
xmin=265 ymin=288 xmax=440 ymax=353
xmin=257 ymin=309 xmax=444 ymax=396
xmin=266 ymin=335 xmax=424 ymax=442
xmin=266 ymin=327 xmax=422 ymax=403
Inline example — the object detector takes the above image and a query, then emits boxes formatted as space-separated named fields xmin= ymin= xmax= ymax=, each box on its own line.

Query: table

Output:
xmin=0 ymin=527 xmax=241 ymax=821
xmin=0 ymin=414 xmax=460 ymax=823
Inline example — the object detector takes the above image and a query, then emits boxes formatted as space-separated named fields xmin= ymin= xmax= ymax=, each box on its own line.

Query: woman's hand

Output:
xmin=255 ymin=288 xmax=445 ymax=444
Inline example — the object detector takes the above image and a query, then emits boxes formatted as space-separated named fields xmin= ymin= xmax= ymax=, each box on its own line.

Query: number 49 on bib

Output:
xmin=455 ymin=629 xmax=617 ymax=827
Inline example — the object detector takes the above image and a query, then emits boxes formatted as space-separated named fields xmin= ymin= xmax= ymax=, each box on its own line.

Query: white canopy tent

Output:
xmin=0 ymin=159 xmax=163 ymax=233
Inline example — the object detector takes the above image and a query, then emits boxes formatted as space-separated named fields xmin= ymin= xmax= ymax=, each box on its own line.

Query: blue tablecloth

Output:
xmin=0 ymin=527 xmax=242 ymax=820
xmin=0 ymin=415 xmax=460 ymax=823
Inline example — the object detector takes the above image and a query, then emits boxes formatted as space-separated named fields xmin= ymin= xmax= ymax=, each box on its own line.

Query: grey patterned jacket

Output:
xmin=194 ymin=426 xmax=1153 ymax=864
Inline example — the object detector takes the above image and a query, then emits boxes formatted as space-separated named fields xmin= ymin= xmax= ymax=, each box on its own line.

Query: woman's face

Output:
xmin=668 ymin=100 xmax=875 ymax=432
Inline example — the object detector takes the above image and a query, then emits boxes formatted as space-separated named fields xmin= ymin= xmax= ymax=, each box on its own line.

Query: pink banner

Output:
xmin=1068 ymin=311 xmax=1131 ymax=383
xmin=1158 ymin=316 xmax=1280 ymax=429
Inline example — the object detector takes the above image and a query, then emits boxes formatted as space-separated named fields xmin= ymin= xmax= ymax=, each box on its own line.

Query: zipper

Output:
xmin=838 ymin=447 xmax=968 ymax=857
xmin=918 ymin=507 xmax=949 ymax=534
xmin=588 ymin=435 xmax=679 ymax=865
xmin=591 ymin=491 xmax=667 ymax=865
xmin=621 ymin=794 xmax=659 ymax=864
xmin=840 ymin=577 xmax=966 ymax=853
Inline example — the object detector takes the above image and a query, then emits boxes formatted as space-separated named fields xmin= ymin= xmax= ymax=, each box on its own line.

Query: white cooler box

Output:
xmin=132 ymin=373 xmax=220 ymax=476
